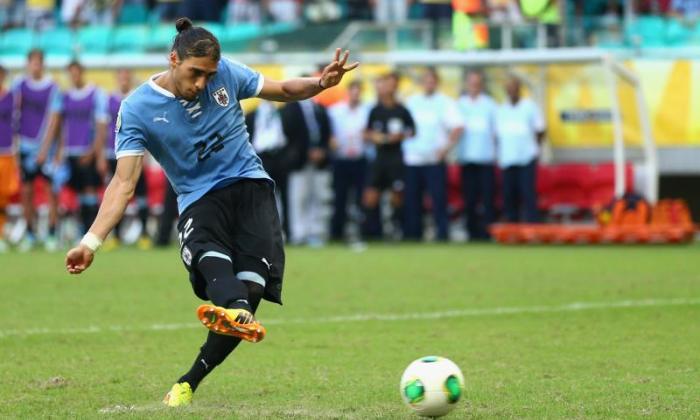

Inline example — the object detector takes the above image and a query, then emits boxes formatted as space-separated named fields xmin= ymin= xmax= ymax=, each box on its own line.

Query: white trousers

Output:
xmin=288 ymin=165 xmax=331 ymax=244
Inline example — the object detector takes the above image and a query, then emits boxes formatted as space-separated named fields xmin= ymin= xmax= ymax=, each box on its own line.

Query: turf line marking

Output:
xmin=2 ymin=297 xmax=699 ymax=339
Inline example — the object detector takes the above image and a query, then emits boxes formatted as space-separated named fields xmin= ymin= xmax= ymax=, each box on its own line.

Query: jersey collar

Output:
xmin=148 ymin=72 xmax=176 ymax=98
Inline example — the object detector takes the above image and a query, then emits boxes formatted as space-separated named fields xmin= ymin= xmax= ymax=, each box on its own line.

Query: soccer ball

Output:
xmin=399 ymin=356 xmax=465 ymax=418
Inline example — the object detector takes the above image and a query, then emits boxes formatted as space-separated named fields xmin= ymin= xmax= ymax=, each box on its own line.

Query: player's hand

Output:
xmin=65 ymin=245 xmax=95 ymax=274
xmin=319 ymin=48 xmax=359 ymax=89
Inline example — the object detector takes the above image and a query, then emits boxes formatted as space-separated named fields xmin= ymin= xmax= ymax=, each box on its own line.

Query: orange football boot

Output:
xmin=196 ymin=304 xmax=266 ymax=343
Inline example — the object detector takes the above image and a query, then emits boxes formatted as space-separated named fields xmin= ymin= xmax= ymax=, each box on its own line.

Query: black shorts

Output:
xmin=108 ymin=158 xmax=147 ymax=196
xmin=67 ymin=156 xmax=101 ymax=191
xmin=368 ymin=153 xmax=404 ymax=191
xmin=19 ymin=151 xmax=52 ymax=183
xmin=177 ymin=179 xmax=284 ymax=305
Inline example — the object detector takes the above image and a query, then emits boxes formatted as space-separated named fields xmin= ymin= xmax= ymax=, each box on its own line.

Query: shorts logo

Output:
xmin=182 ymin=246 xmax=193 ymax=266
xmin=212 ymin=87 xmax=229 ymax=107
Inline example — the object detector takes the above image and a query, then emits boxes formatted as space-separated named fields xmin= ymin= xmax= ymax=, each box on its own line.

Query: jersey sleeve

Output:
xmin=222 ymin=57 xmax=264 ymax=101
xmin=114 ymin=100 xmax=147 ymax=159
xmin=93 ymin=89 xmax=109 ymax=124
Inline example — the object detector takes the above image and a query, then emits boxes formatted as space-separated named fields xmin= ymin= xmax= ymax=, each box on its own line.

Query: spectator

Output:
xmin=327 ymin=80 xmax=370 ymax=241
xmin=496 ymin=76 xmax=545 ymax=223
xmin=25 ymin=0 xmax=56 ymax=29
xmin=453 ymin=0 xmax=489 ymax=50
xmin=181 ymin=0 xmax=225 ymax=22
xmin=102 ymin=68 xmax=152 ymax=250
xmin=347 ymin=0 xmax=372 ymax=19
xmin=421 ymin=0 xmax=453 ymax=20
xmin=156 ymin=0 xmax=183 ymax=21
xmin=281 ymin=92 xmax=331 ymax=246
xmin=371 ymin=0 xmax=410 ymax=23
xmin=0 ymin=65 xmax=19 ymax=253
xmin=228 ymin=0 xmax=261 ymax=23
xmin=305 ymin=0 xmax=342 ymax=23
xmin=488 ymin=0 xmax=522 ymax=23
xmin=456 ymin=71 xmax=497 ymax=241
xmin=246 ymin=100 xmax=291 ymax=235
xmin=402 ymin=68 xmax=463 ymax=241
xmin=669 ymin=0 xmax=700 ymax=18
xmin=269 ymin=0 xmax=302 ymax=23
xmin=0 ymin=0 xmax=26 ymax=29
xmin=14 ymin=49 xmax=62 ymax=252
xmin=53 ymin=60 xmax=109 ymax=234
xmin=363 ymin=72 xmax=414 ymax=240
xmin=519 ymin=0 xmax=562 ymax=46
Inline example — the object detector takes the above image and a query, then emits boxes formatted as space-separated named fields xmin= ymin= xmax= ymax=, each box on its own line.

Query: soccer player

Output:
xmin=13 ymin=49 xmax=61 ymax=251
xmin=0 ymin=65 xmax=19 ymax=253
xmin=101 ymin=68 xmax=152 ymax=250
xmin=50 ymin=60 xmax=109 ymax=235
xmin=363 ymin=72 xmax=415 ymax=239
xmin=64 ymin=18 xmax=358 ymax=406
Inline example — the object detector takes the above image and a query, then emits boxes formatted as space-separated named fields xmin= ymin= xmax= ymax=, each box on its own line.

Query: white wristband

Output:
xmin=80 ymin=232 xmax=102 ymax=253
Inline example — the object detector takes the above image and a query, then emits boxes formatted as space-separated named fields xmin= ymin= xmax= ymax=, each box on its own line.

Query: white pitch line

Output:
xmin=1 ymin=297 xmax=698 ymax=339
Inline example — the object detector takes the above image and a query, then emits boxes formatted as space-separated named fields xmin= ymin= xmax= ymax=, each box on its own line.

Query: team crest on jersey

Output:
xmin=212 ymin=87 xmax=229 ymax=107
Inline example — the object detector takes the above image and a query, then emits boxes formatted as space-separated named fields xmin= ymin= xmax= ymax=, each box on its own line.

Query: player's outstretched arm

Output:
xmin=65 ymin=155 xmax=144 ymax=274
xmin=258 ymin=48 xmax=359 ymax=102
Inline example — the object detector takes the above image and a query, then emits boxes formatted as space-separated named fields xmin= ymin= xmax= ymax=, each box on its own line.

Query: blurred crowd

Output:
xmin=0 ymin=48 xmax=550 ymax=252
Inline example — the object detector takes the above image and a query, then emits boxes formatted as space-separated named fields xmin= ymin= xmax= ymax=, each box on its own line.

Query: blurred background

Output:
xmin=0 ymin=0 xmax=698 ymax=251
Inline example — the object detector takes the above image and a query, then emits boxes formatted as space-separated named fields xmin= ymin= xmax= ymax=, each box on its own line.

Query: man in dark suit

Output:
xmin=280 ymin=94 xmax=331 ymax=246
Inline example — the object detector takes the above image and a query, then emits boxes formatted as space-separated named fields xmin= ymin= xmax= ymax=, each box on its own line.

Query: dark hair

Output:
xmin=384 ymin=71 xmax=400 ymax=83
xmin=172 ymin=17 xmax=221 ymax=61
xmin=67 ymin=59 xmax=83 ymax=71
xmin=27 ymin=48 xmax=44 ymax=62
xmin=425 ymin=66 xmax=439 ymax=80
xmin=0 ymin=65 xmax=6 ymax=75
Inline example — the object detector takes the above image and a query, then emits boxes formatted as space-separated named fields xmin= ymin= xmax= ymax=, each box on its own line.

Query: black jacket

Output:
xmin=279 ymin=100 xmax=331 ymax=170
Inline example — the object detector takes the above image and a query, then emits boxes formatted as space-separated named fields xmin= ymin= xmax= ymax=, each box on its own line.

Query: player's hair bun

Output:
xmin=175 ymin=17 xmax=193 ymax=34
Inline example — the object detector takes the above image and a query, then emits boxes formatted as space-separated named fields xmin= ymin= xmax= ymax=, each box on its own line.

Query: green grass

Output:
xmin=1 ymin=244 xmax=699 ymax=418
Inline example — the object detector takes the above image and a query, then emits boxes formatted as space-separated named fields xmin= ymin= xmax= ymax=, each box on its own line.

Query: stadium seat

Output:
xmin=199 ymin=23 xmax=225 ymax=40
xmin=548 ymin=163 xmax=592 ymax=212
xmin=220 ymin=23 xmax=262 ymax=52
xmin=665 ymin=19 xmax=691 ymax=46
xmin=0 ymin=28 xmax=34 ymax=56
xmin=77 ymin=26 xmax=112 ymax=54
xmin=624 ymin=16 xmax=666 ymax=47
xmin=112 ymin=25 xmax=149 ymax=53
xmin=146 ymin=24 xmax=177 ymax=52
xmin=37 ymin=27 xmax=75 ymax=57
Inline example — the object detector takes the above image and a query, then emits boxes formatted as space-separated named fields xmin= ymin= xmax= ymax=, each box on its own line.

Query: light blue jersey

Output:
xmin=115 ymin=57 xmax=269 ymax=213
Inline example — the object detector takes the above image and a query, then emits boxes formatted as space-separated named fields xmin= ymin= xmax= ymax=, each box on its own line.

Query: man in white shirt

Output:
xmin=328 ymin=80 xmax=370 ymax=241
xmin=456 ymin=71 xmax=497 ymax=240
xmin=403 ymin=68 xmax=464 ymax=241
xmin=496 ymin=77 xmax=545 ymax=223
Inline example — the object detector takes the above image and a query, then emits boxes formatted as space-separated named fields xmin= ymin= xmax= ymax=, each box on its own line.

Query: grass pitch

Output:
xmin=1 ymin=244 xmax=699 ymax=418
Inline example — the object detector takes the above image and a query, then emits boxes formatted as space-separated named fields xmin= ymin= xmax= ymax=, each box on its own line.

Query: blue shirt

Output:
xmin=495 ymin=98 xmax=545 ymax=168
xmin=115 ymin=57 xmax=269 ymax=213
xmin=456 ymin=93 xmax=497 ymax=164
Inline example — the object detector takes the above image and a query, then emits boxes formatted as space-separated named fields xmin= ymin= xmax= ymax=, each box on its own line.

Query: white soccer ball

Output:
xmin=399 ymin=356 xmax=465 ymax=418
